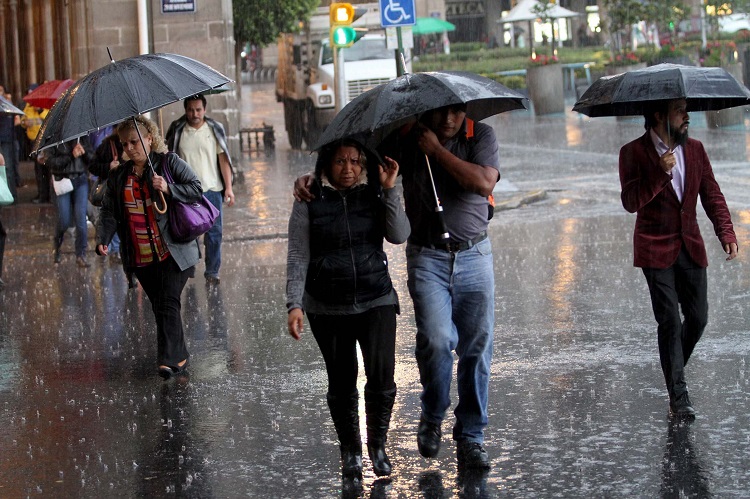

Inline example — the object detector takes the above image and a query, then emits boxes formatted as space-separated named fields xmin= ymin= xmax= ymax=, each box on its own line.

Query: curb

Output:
xmin=494 ymin=189 xmax=547 ymax=211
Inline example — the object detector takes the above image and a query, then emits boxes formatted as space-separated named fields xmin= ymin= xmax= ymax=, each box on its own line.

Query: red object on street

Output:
xmin=23 ymin=79 xmax=75 ymax=109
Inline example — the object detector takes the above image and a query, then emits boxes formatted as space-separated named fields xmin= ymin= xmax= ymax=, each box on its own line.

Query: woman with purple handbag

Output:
xmin=95 ymin=116 xmax=203 ymax=379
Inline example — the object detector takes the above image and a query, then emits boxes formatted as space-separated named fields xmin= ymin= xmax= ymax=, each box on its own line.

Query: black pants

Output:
xmin=642 ymin=247 xmax=708 ymax=399
xmin=309 ymin=305 xmax=397 ymax=397
xmin=0 ymin=216 xmax=6 ymax=279
xmin=134 ymin=256 xmax=193 ymax=366
xmin=34 ymin=159 xmax=50 ymax=202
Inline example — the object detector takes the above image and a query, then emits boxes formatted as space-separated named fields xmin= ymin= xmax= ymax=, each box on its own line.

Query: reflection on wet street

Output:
xmin=1 ymin=84 xmax=749 ymax=497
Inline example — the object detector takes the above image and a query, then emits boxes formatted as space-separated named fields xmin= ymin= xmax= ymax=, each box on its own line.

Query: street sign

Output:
xmin=379 ymin=0 xmax=416 ymax=28
xmin=162 ymin=0 xmax=195 ymax=13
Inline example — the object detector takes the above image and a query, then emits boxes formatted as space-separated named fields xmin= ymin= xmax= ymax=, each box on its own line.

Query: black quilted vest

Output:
xmin=305 ymin=182 xmax=392 ymax=304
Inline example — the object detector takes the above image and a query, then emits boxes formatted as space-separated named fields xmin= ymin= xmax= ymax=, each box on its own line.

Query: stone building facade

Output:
xmin=0 ymin=0 xmax=240 ymax=158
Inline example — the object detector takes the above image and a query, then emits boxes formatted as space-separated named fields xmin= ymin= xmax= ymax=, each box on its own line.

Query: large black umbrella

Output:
xmin=315 ymin=71 xmax=527 ymax=241
xmin=0 ymin=95 xmax=24 ymax=116
xmin=573 ymin=63 xmax=750 ymax=117
xmin=314 ymin=70 xmax=528 ymax=150
xmin=33 ymin=52 xmax=231 ymax=213
xmin=33 ymin=52 xmax=231 ymax=153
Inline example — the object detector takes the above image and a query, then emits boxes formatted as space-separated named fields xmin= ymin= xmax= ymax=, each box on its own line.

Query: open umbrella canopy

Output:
xmin=412 ymin=17 xmax=456 ymax=35
xmin=498 ymin=0 xmax=581 ymax=23
xmin=314 ymin=71 xmax=527 ymax=150
xmin=0 ymin=95 xmax=24 ymax=115
xmin=22 ymin=79 xmax=75 ymax=109
xmin=34 ymin=53 xmax=231 ymax=152
xmin=573 ymin=63 xmax=750 ymax=117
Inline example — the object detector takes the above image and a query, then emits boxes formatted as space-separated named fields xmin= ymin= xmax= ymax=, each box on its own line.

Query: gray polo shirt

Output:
xmin=399 ymin=119 xmax=500 ymax=245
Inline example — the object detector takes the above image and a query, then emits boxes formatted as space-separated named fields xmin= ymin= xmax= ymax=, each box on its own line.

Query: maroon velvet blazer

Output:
xmin=619 ymin=132 xmax=737 ymax=269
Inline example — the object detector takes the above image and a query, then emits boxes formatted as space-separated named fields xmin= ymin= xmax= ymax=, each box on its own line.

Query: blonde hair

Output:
xmin=116 ymin=115 xmax=167 ymax=153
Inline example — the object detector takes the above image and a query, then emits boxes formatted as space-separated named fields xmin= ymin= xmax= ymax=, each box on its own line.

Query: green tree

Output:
xmin=642 ymin=0 xmax=689 ymax=46
xmin=233 ymin=0 xmax=320 ymax=50
xmin=600 ymin=0 xmax=645 ymax=53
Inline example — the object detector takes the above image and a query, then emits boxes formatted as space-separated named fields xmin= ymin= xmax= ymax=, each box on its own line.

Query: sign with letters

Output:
xmin=162 ymin=0 xmax=196 ymax=13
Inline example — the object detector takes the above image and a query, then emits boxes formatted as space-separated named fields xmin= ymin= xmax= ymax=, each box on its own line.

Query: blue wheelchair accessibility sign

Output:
xmin=379 ymin=0 xmax=416 ymax=27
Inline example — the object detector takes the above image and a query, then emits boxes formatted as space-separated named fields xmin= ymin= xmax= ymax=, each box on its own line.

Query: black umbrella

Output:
xmin=33 ymin=52 xmax=231 ymax=153
xmin=315 ymin=71 xmax=527 ymax=241
xmin=0 ymin=95 xmax=24 ymax=116
xmin=314 ymin=70 xmax=528 ymax=150
xmin=33 ymin=51 xmax=231 ymax=213
xmin=572 ymin=63 xmax=750 ymax=117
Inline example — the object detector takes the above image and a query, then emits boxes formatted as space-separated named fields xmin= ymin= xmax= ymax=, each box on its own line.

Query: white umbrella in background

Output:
xmin=497 ymin=0 xmax=581 ymax=55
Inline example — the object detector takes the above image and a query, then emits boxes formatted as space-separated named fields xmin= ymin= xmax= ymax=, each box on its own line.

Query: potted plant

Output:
xmin=606 ymin=51 xmax=647 ymax=75
xmin=526 ymin=53 xmax=564 ymax=115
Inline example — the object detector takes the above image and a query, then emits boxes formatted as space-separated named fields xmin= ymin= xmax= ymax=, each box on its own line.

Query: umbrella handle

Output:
xmin=132 ymin=116 xmax=168 ymax=214
xmin=154 ymin=191 xmax=168 ymax=214
xmin=424 ymin=154 xmax=450 ymax=240
xmin=434 ymin=205 xmax=450 ymax=241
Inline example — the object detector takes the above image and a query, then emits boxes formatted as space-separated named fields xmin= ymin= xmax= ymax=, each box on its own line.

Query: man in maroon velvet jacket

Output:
xmin=619 ymin=98 xmax=738 ymax=419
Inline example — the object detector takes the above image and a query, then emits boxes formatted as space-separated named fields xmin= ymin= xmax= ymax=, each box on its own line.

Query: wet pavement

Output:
xmin=1 ymin=83 xmax=750 ymax=498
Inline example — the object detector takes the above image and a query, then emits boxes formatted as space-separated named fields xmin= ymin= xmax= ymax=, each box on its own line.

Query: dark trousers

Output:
xmin=134 ymin=256 xmax=193 ymax=366
xmin=642 ymin=246 xmax=708 ymax=399
xmin=34 ymin=160 xmax=50 ymax=201
xmin=309 ymin=305 xmax=397 ymax=397
xmin=0 ymin=216 xmax=6 ymax=279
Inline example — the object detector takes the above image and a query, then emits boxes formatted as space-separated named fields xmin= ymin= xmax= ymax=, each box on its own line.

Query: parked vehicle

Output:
xmin=275 ymin=4 xmax=408 ymax=149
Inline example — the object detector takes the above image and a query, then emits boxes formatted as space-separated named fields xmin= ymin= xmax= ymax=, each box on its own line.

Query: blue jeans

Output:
xmin=202 ymin=190 xmax=223 ymax=278
xmin=407 ymin=238 xmax=495 ymax=444
xmin=109 ymin=233 xmax=120 ymax=253
xmin=54 ymin=174 xmax=89 ymax=258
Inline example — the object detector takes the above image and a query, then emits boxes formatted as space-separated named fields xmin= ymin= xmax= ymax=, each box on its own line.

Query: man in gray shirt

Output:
xmin=391 ymin=104 xmax=498 ymax=471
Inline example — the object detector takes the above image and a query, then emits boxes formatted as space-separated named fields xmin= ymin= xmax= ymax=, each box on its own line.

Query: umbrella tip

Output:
xmin=399 ymin=52 xmax=409 ymax=75
xmin=107 ymin=47 xmax=115 ymax=63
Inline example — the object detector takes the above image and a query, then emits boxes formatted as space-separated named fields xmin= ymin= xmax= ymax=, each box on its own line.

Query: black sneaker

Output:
xmin=669 ymin=392 xmax=696 ymax=419
xmin=457 ymin=441 xmax=491 ymax=470
xmin=417 ymin=417 xmax=442 ymax=458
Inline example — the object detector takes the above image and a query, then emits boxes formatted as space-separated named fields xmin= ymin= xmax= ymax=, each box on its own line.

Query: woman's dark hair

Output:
xmin=314 ymin=139 xmax=376 ymax=183
xmin=643 ymin=101 xmax=670 ymax=130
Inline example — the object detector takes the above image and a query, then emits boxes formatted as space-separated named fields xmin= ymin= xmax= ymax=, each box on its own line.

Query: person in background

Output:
xmin=0 ymin=151 xmax=7 ymax=288
xmin=286 ymin=139 xmax=409 ymax=479
xmin=166 ymin=94 xmax=234 ymax=285
xmin=46 ymin=136 xmax=95 ymax=268
xmin=91 ymin=131 xmax=123 ymax=262
xmin=96 ymin=116 xmax=202 ymax=379
xmin=619 ymin=98 xmax=738 ymax=418
xmin=0 ymin=85 xmax=21 ymax=202
xmin=21 ymin=84 xmax=50 ymax=204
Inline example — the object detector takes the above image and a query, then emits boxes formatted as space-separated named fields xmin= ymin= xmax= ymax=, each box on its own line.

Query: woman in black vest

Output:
xmin=286 ymin=139 xmax=410 ymax=479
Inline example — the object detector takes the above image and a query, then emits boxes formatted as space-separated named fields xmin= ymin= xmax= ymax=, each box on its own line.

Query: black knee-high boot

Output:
xmin=327 ymin=391 xmax=362 ymax=479
xmin=365 ymin=387 xmax=396 ymax=476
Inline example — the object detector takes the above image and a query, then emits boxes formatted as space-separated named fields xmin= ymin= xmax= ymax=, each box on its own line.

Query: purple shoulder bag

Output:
xmin=161 ymin=154 xmax=220 ymax=243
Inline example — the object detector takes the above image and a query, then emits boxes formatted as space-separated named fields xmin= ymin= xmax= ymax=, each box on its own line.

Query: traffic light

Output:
xmin=330 ymin=3 xmax=357 ymax=48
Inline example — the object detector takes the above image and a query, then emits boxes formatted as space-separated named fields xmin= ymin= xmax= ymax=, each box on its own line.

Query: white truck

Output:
xmin=275 ymin=4 xmax=408 ymax=149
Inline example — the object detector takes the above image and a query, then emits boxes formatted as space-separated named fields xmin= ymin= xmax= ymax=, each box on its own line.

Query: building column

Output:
xmin=42 ymin=0 xmax=55 ymax=80
xmin=9 ymin=0 xmax=23 ymax=101
xmin=59 ymin=0 xmax=73 ymax=77
xmin=23 ymin=0 xmax=38 ymax=84
xmin=0 ymin=4 xmax=8 ymax=91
